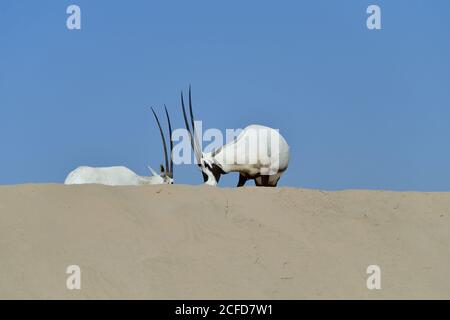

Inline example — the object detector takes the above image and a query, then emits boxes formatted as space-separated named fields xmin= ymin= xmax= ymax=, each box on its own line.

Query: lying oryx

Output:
xmin=181 ymin=87 xmax=290 ymax=187
xmin=64 ymin=107 xmax=174 ymax=186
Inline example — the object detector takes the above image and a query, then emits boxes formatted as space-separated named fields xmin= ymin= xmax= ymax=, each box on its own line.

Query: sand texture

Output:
xmin=0 ymin=184 xmax=449 ymax=299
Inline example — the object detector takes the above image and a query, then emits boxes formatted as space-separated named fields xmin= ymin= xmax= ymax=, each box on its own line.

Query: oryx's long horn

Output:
xmin=188 ymin=85 xmax=202 ymax=161
xmin=151 ymin=107 xmax=169 ymax=175
xmin=181 ymin=91 xmax=201 ymax=163
xmin=164 ymin=104 xmax=174 ymax=177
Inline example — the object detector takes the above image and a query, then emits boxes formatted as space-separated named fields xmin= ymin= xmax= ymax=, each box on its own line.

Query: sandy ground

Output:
xmin=0 ymin=184 xmax=449 ymax=299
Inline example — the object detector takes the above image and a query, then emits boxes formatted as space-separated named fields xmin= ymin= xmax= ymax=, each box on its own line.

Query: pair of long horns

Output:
xmin=181 ymin=86 xmax=202 ymax=164
xmin=151 ymin=106 xmax=173 ymax=177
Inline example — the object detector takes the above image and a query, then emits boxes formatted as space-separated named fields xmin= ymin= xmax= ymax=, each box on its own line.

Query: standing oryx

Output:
xmin=181 ymin=86 xmax=290 ymax=187
xmin=64 ymin=107 xmax=174 ymax=186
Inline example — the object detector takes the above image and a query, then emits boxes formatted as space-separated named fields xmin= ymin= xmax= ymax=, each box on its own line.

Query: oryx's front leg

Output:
xmin=237 ymin=174 xmax=248 ymax=187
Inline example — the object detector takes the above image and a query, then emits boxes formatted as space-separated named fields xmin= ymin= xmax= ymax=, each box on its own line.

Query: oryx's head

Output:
xmin=181 ymin=86 xmax=223 ymax=186
xmin=150 ymin=106 xmax=174 ymax=184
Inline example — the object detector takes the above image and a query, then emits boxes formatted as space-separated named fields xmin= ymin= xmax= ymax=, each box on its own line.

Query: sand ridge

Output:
xmin=0 ymin=184 xmax=449 ymax=299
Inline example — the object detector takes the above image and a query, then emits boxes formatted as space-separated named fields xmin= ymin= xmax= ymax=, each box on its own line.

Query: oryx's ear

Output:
xmin=148 ymin=166 xmax=159 ymax=177
xmin=160 ymin=164 xmax=165 ymax=173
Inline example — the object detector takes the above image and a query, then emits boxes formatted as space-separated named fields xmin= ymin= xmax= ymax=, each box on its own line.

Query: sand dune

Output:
xmin=0 ymin=184 xmax=449 ymax=299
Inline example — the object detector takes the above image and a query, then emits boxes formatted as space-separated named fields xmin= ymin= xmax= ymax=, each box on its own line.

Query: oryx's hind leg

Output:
xmin=237 ymin=174 xmax=248 ymax=187
xmin=254 ymin=175 xmax=269 ymax=187
xmin=254 ymin=173 xmax=282 ymax=187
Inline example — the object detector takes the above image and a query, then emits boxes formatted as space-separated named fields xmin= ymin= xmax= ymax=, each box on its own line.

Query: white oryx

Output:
xmin=64 ymin=107 xmax=174 ymax=186
xmin=181 ymin=87 xmax=290 ymax=187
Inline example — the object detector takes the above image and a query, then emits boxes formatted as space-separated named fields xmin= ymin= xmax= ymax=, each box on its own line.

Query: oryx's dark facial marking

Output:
xmin=200 ymin=162 xmax=224 ymax=184
xmin=210 ymin=163 xmax=224 ymax=183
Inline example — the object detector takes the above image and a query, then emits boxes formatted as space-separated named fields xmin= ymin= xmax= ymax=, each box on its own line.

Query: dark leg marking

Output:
xmin=255 ymin=175 xmax=280 ymax=187
xmin=237 ymin=174 xmax=247 ymax=187
xmin=272 ymin=176 xmax=281 ymax=187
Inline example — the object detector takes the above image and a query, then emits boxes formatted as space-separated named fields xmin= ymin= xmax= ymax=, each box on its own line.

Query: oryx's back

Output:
xmin=64 ymin=166 xmax=143 ymax=186
xmin=217 ymin=125 xmax=290 ymax=175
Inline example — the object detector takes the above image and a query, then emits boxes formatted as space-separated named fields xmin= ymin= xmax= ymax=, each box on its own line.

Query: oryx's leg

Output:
xmin=269 ymin=175 xmax=281 ymax=187
xmin=254 ymin=175 xmax=269 ymax=186
xmin=254 ymin=174 xmax=281 ymax=187
xmin=237 ymin=174 xmax=248 ymax=187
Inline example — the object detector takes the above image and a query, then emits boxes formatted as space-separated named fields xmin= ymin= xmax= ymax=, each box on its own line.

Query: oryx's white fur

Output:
xmin=202 ymin=125 xmax=290 ymax=186
xmin=181 ymin=87 xmax=290 ymax=187
xmin=64 ymin=166 xmax=172 ymax=186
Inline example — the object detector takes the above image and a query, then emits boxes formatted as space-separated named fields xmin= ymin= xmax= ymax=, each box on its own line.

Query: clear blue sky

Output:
xmin=1 ymin=0 xmax=449 ymax=190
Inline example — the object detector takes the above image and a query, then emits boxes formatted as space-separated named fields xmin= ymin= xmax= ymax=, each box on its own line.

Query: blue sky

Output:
xmin=0 ymin=0 xmax=449 ymax=190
